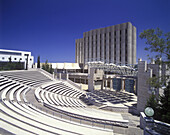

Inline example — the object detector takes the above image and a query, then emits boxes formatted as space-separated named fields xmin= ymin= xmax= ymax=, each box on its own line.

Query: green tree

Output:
xmin=140 ymin=28 xmax=170 ymax=88
xmin=42 ymin=64 xmax=45 ymax=70
xmin=145 ymin=93 xmax=160 ymax=119
xmin=42 ymin=60 xmax=53 ymax=74
xmin=8 ymin=56 xmax=12 ymax=70
xmin=159 ymin=82 xmax=170 ymax=124
xmin=139 ymin=28 xmax=170 ymax=64
xmin=45 ymin=60 xmax=49 ymax=72
xmin=140 ymin=28 xmax=170 ymax=123
xmin=49 ymin=64 xmax=53 ymax=74
xmin=37 ymin=55 xmax=40 ymax=68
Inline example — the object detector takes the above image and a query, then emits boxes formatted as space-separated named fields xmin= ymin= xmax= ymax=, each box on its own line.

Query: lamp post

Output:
xmin=144 ymin=107 xmax=154 ymax=129
xmin=145 ymin=107 xmax=154 ymax=117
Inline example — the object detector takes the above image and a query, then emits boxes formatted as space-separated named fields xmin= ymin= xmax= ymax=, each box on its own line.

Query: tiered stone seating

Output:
xmin=16 ymin=86 xmax=29 ymax=102
xmin=0 ymin=70 xmax=115 ymax=135
xmin=35 ymin=82 xmax=129 ymax=128
xmin=42 ymin=82 xmax=83 ymax=98
xmin=44 ymin=103 xmax=128 ymax=127
xmin=0 ymin=70 xmax=52 ymax=87
xmin=36 ymin=85 xmax=85 ymax=107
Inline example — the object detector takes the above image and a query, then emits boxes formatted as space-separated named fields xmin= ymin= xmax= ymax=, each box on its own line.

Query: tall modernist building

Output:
xmin=75 ymin=22 xmax=136 ymax=65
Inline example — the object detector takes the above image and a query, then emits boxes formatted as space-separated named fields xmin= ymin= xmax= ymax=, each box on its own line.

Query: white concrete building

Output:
xmin=76 ymin=22 xmax=136 ymax=66
xmin=0 ymin=49 xmax=34 ymax=69
xmin=35 ymin=62 xmax=81 ymax=70
xmin=52 ymin=63 xmax=81 ymax=70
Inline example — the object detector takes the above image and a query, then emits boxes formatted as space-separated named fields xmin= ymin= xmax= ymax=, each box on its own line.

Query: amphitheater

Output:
xmin=0 ymin=69 xmax=143 ymax=135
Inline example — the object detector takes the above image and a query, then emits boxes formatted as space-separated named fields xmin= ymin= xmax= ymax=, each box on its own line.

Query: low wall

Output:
xmin=140 ymin=112 xmax=148 ymax=129
xmin=39 ymin=68 xmax=55 ymax=80
xmin=129 ymin=106 xmax=138 ymax=115
xmin=101 ymin=106 xmax=129 ymax=113
xmin=153 ymin=120 xmax=170 ymax=135
xmin=140 ymin=112 xmax=170 ymax=135
xmin=44 ymin=102 xmax=129 ymax=128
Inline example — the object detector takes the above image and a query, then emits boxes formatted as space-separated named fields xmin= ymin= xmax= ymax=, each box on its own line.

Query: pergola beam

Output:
xmin=87 ymin=61 xmax=137 ymax=77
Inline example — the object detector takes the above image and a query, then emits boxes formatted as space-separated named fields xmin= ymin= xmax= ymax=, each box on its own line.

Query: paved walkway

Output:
xmin=0 ymin=128 xmax=14 ymax=135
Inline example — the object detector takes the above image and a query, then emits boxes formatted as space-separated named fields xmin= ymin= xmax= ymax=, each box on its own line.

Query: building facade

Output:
xmin=75 ymin=22 xmax=136 ymax=65
xmin=0 ymin=49 xmax=34 ymax=69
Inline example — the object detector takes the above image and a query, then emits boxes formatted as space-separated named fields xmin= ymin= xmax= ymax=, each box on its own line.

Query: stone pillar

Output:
xmin=78 ymin=40 xmax=80 ymax=63
xmin=88 ymin=67 xmax=95 ymax=92
xmin=97 ymin=30 xmax=100 ymax=61
xmin=93 ymin=31 xmax=96 ymax=61
xmin=121 ymin=79 xmax=125 ymax=91
xmin=66 ymin=73 xmax=69 ymax=80
xmin=116 ymin=24 xmax=120 ymax=64
xmin=101 ymin=32 xmax=105 ymax=62
xmin=78 ymin=39 xmax=81 ymax=63
xmin=106 ymin=32 xmax=109 ymax=63
xmin=132 ymin=26 xmax=136 ymax=65
xmin=81 ymin=38 xmax=84 ymax=64
xmin=137 ymin=60 xmax=153 ymax=113
xmin=110 ymin=78 xmax=113 ymax=90
xmin=53 ymin=72 xmax=55 ymax=78
xmin=105 ymin=79 xmax=107 ymax=90
xmin=134 ymin=79 xmax=137 ymax=94
xmin=111 ymin=26 xmax=115 ymax=63
xmin=59 ymin=73 xmax=61 ymax=80
xmin=127 ymin=22 xmax=132 ymax=65
xmin=121 ymin=23 xmax=126 ymax=65
xmin=75 ymin=39 xmax=78 ymax=63
xmin=80 ymin=83 xmax=82 ymax=90
xmin=85 ymin=35 xmax=88 ymax=63
xmin=89 ymin=31 xmax=92 ymax=62
xmin=101 ymin=77 xmax=104 ymax=90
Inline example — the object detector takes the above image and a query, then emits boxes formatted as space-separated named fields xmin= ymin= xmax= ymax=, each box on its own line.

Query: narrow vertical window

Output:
xmin=92 ymin=35 xmax=93 ymax=61
xmin=100 ymin=34 xmax=102 ymax=61
xmin=125 ymin=29 xmax=128 ymax=64
xmin=84 ymin=37 xmax=86 ymax=63
xmin=114 ymin=31 xmax=116 ymax=63
xmin=109 ymin=32 xmax=111 ymax=63
xmin=88 ymin=37 xmax=89 ymax=61
xmin=120 ymin=31 xmax=121 ymax=65
xmin=96 ymin=34 xmax=97 ymax=60
xmin=104 ymin=33 xmax=106 ymax=62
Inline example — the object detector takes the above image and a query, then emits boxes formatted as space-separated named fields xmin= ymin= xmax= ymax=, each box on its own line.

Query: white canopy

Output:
xmin=52 ymin=63 xmax=81 ymax=69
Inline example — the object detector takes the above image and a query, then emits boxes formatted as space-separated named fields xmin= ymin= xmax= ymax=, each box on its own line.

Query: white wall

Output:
xmin=0 ymin=49 xmax=34 ymax=69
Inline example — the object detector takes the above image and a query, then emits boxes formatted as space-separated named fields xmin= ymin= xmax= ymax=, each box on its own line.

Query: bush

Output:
xmin=42 ymin=60 xmax=53 ymax=74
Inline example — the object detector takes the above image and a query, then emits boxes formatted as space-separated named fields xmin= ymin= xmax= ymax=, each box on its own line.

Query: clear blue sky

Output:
xmin=0 ymin=0 xmax=170 ymax=63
